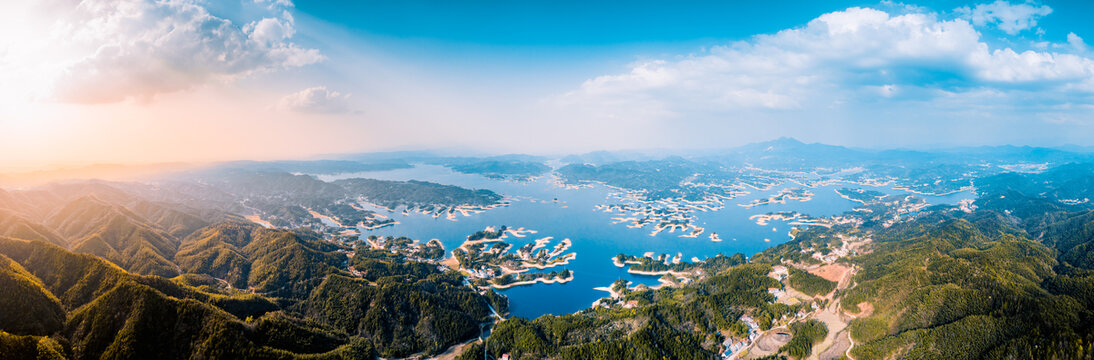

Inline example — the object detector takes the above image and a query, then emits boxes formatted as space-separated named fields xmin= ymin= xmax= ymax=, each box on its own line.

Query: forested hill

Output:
xmin=4 ymin=158 xmax=1094 ymax=359
xmin=746 ymin=167 xmax=1094 ymax=359
xmin=0 ymin=232 xmax=496 ymax=359
xmin=0 ymin=170 xmax=504 ymax=276
xmin=0 ymin=177 xmax=506 ymax=359
xmin=465 ymin=163 xmax=1094 ymax=360
xmin=459 ymin=209 xmax=1094 ymax=359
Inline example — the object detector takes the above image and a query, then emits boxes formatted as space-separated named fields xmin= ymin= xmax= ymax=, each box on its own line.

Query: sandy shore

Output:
xmin=834 ymin=189 xmax=871 ymax=205
xmin=505 ymin=227 xmax=538 ymax=238
xmin=359 ymin=220 xmax=399 ymax=230
xmin=593 ymin=283 xmax=626 ymax=299
xmin=627 ymin=269 xmax=692 ymax=277
xmin=307 ymin=210 xmax=345 ymax=227
xmin=612 ymin=256 xmax=642 ymax=268
xmin=523 ymin=253 xmax=576 ymax=269
xmin=244 ymin=215 xmax=274 ymax=228
xmin=490 ymin=274 xmax=574 ymax=290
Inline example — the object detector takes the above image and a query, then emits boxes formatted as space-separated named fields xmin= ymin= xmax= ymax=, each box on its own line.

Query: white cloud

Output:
xmin=48 ymin=0 xmax=323 ymax=104
xmin=957 ymin=1 xmax=1052 ymax=35
xmin=970 ymin=48 xmax=1094 ymax=83
xmin=878 ymin=84 xmax=898 ymax=97
xmin=559 ymin=6 xmax=1094 ymax=119
xmin=255 ymin=0 xmax=295 ymax=9
xmin=278 ymin=86 xmax=352 ymax=114
xmin=248 ymin=15 xmax=295 ymax=45
xmin=1068 ymin=33 xmax=1089 ymax=53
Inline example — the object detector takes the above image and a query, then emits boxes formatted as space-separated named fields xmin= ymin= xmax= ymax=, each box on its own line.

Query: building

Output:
xmin=770 ymin=265 xmax=789 ymax=280
xmin=721 ymin=337 xmax=750 ymax=359
xmin=767 ymin=287 xmax=785 ymax=300
xmin=739 ymin=315 xmax=761 ymax=341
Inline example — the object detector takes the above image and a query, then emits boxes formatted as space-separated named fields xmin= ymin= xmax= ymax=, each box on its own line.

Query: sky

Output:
xmin=2 ymin=0 xmax=1094 ymax=171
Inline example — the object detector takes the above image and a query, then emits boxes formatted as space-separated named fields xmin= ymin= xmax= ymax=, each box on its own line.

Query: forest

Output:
xmin=4 ymin=157 xmax=1094 ymax=359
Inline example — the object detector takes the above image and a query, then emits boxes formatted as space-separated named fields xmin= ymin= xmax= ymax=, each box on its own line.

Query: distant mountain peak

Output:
xmin=737 ymin=137 xmax=812 ymax=153
xmin=771 ymin=137 xmax=805 ymax=145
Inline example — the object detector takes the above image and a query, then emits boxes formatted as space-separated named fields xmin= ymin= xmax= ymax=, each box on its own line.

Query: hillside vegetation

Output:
xmin=5 ymin=158 xmax=1094 ymax=359
xmin=465 ymin=263 xmax=801 ymax=359
xmin=0 ymin=234 xmax=494 ymax=359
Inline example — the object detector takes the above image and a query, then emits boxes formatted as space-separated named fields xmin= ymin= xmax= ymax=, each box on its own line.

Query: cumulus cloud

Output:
xmin=278 ymin=86 xmax=352 ymax=114
xmin=957 ymin=1 xmax=1052 ymax=35
xmin=254 ymin=0 xmax=296 ymax=9
xmin=49 ymin=0 xmax=322 ymax=104
xmin=559 ymin=6 xmax=1094 ymax=119
xmin=1068 ymin=33 xmax=1089 ymax=53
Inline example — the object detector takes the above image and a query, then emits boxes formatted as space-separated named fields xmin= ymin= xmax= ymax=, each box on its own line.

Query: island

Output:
xmin=739 ymin=187 xmax=814 ymax=208
xmin=834 ymin=187 xmax=887 ymax=204
xmin=449 ymin=226 xmax=576 ymax=289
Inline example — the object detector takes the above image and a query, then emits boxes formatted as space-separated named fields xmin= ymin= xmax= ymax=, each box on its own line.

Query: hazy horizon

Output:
xmin=5 ymin=135 xmax=1094 ymax=173
xmin=5 ymin=0 xmax=1094 ymax=169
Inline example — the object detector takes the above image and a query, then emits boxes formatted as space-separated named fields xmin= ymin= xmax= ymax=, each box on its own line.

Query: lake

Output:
xmin=318 ymin=165 xmax=974 ymax=318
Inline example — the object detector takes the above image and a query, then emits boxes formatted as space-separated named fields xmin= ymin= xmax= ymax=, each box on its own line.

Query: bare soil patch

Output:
xmin=809 ymin=264 xmax=850 ymax=283
xmin=848 ymin=301 xmax=874 ymax=318
xmin=756 ymin=330 xmax=792 ymax=352
xmin=819 ymin=330 xmax=851 ymax=360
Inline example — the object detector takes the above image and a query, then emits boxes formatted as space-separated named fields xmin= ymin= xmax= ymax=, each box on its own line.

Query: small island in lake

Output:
xmin=739 ymin=187 xmax=814 ymax=208
xmin=449 ymin=226 xmax=576 ymax=289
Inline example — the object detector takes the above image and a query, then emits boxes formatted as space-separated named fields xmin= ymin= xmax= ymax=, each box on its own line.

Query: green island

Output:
xmin=739 ymin=188 xmax=814 ymax=208
xmin=440 ymin=158 xmax=552 ymax=181
xmin=834 ymin=187 xmax=888 ymax=204
xmin=190 ymin=169 xmax=505 ymax=236
xmin=450 ymin=226 xmax=577 ymax=289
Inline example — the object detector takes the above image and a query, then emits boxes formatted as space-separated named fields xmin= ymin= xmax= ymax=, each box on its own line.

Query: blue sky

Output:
xmin=2 ymin=0 xmax=1094 ymax=168
xmin=293 ymin=0 xmax=1091 ymax=45
xmin=282 ymin=0 xmax=1094 ymax=150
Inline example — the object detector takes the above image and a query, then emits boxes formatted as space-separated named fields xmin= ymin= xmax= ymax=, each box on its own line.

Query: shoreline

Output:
xmin=523 ymin=253 xmax=576 ymax=269
xmin=593 ymin=283 xmax=626 ymax=299
xmin=490 ymin=274 xmax=574 ymax=290
xmin=627 ymin=268 xmax=692 ymax=277
xmin=244 ymin=214 xmax=274 ymax=228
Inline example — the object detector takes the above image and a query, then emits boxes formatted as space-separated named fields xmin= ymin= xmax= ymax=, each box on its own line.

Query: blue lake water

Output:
xmin=318 ymin=165 xmax=974 ymax=319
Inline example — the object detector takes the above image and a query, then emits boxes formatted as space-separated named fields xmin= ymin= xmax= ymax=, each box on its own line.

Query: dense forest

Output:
xmin=0 ymin=233 xmax=494 ymax=359
xmin=441 ymin=158 xmax=551 ymax=180
xmin=5 ymin=155 xmax=1094 ymax=359
xmin=786 ymin=267 xmax=836 ymax=297
xmin=746 ymin=165 xmax=1094 ymax=358
xmin=0 ymin=179 xmax=504 ymax=359
xmin=460 ymin=263 xmax=791 ymax=360
xmin=177 ymin=169 xmax=503 ymax=232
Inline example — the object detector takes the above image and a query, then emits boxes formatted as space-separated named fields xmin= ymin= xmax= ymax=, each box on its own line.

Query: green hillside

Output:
xmin=472 ymin=263 xmax=790 ymax=360
xmin=0 ymin=234 xmax=497 ymax=359
xmin=47 ymin=196 xmax=181 ymax=277
xmin=0 ymin=254 xmax=65 ymax=335
xmin=0 ymin=209 xmax=67 ymax=247
xmin=302 ymin=252 xmax=491 ymax=357
xmin=175 ymin=222 xmax=259 ymax=288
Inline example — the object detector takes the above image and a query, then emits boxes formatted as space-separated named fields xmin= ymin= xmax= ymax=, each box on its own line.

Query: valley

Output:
xmin=3 ymin=141 xmax=1094 ymax=359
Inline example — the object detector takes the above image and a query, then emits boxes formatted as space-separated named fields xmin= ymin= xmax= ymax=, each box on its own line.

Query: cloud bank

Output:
xmin=49 ymin=0 xmax=322 ymax=104
xmin=559 ymin=2 xmax=1094 ymax=128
